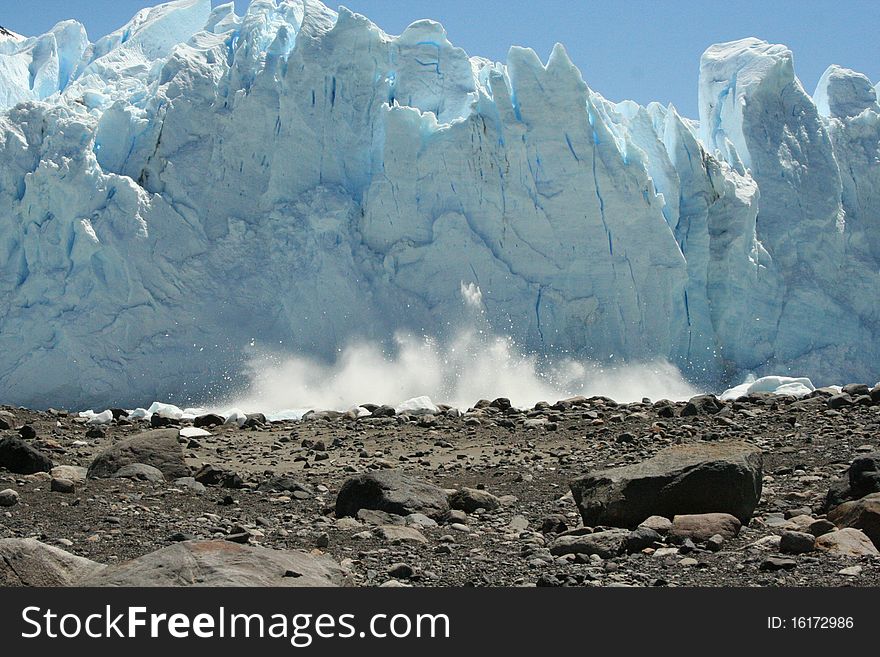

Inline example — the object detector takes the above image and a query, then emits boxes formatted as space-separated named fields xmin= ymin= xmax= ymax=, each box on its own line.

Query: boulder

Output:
xmin=88 ymin=429 xmax=188 ymax=479
xmin=548 ymin=528 xmax=629 ymax=559
xmin=570 ymin=441 xmax=763 ymax=528
xmin=815 ymin=528 xmax=879 ymax=557
xmin=77 ymin=541 xmax=346 ymax=587
xmin=0 ymin=436 xmax=53 ymax=474
xmin=827 ymin=493 xmax=880 ymax=549
xmin=193 ymin=413 xmax=225 ymax=428
xmin=670 ymin=513 xmax=742 ymax=542
xmin=448 ymin=487 xmax=501 ymax=513
xmin=825 ymin=452 xmax=880 ymax=510
xmin=335 ymin=470 xmax=450 ymax=520
xmin=679 ymin=394 xmax=724 ymax=416
xmin=0 ymin=538 xmax=104 ymax=586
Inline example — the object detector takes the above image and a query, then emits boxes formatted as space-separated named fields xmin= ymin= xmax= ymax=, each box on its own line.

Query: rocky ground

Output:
xmin=1 ymin=385 xmax=880 ymax=587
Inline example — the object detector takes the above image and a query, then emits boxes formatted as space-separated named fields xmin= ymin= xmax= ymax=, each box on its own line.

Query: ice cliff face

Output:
xmin=0 ymin=0 xmax=878 ymax=407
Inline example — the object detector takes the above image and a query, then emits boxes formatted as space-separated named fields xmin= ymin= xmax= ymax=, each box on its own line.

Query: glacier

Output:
xmin=0 ymin=0 xmax=879 ymax=409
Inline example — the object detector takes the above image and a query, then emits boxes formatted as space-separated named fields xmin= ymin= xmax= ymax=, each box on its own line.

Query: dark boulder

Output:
xmin=570 ymin=441 xmax=763 ymax=528
xmin=824 ymin=452 xmax=880 ymax=510
xmin=679 ymin=394 xmax=724 ymax=417
xmin=0 ymin=436 xmax=53 ymax=474
xmin=335 ymin=470 xmax=449 ymax=520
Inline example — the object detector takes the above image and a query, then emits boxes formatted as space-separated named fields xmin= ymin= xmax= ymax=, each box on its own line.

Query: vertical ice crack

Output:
xmin=535 ymin=286 xmax=544 ymax=344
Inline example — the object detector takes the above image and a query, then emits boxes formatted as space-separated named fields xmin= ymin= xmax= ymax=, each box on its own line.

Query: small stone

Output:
xmin=678 ymin=557 xmax=699 ymax=567
xmin=653 ymin=547 xmax=679 ymax=558
xmin=638 ymin=515 xmax=672 ymax=535
xmin=809 ymin=519 xmax=836 ymax=537
xmin=225 ymin=532 xmax=251 ymax=544
xmin=540 ymin=514 xmax=568 ymax=534
xmin=827 ymin=394 xmax=853 ymax=410
xmin=50 ymin=478 xmax=75 ymax=494
xmin=448 ymin=487 xmax=501 ymax=513
xmin=706 ymin=534 xmax=724 ymax=552
xmin=50 ymin=465 xmax=87 ymax=483
xmin=760 ymin=557 xmax=797 ymax=571
xmin=405 ymin=513 xmax=438 ymax=528
xmin=508 ymin=515 xmax=529 ymax=532
xmin=625 ymin=527 xmax=661 ymax=553
xmin=373 ymin=525 xmax=428 ymax=544
xmin=444 ymin=509 xmax=468 ymax=525
xmin=549 ymin=528 xmax=628 ymax=559
xmin=18 ymin=425 xmax=37 ymax=440
xmin=0 ymin=489 xmax=20 ymax=507
xmin=387 ymin=563 xmax=414 ymax=579
xmin=779 ymin=530 xmax=815 ymax=554
xmin=838 ymin=565 xmax=862 ymax=577
xmin=670 ymin=513 xmax=741 ymax=541
xmin=172 ymin=477 xmax=206 ymax=494
xmin=335 ymin=517 xmax=362 ymax=531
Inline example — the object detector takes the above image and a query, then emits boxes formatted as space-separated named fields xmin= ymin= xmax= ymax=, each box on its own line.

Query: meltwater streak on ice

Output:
xmin=222 ymin=283 xmax=699 ymax=417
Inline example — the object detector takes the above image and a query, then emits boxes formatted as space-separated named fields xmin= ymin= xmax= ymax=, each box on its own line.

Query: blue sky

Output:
xmin=3 ymin=0 xmax=878 ymax=118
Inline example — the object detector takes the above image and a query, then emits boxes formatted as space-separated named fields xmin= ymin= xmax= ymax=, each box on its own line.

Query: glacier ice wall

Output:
xmin=0 ymin=0 xmax=879 ymax=408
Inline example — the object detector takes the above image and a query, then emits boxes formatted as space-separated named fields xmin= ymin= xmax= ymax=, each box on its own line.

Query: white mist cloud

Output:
xmin=218 ymin=282 xmax=700 ymax=416
xmin=221 ymin=330 xmax=701 ymax=415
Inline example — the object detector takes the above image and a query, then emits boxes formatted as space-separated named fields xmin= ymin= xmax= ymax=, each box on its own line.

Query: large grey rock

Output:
xmin=0 ymin=436 xmax=53 ymax=474
xmin=570 ymin=441 xmax=763 ymax=528
xmin=335 ymin=470 xmax=450 ymax=520
xmin=77 ymin=540 xmax=347 ymax=587
xmin=828 ymin=492 xmax=880 ymax=549
xmin=0 ymin=538 xmax=104 ymax=586
xmin=88 ymin=429 xmax=188 ymax=480
xmin=549 ymin=528 xmax=629 ymax=559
